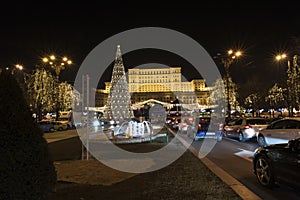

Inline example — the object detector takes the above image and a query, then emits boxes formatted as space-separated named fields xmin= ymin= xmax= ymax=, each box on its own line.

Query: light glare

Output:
xmin=235 ymin=51 xmax=242 ymax=57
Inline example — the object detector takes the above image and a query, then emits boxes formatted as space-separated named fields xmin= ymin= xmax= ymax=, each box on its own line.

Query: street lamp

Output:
xmin=42 ymin=55 xmax=72 ymax=82
xmin=13 ymin=64 xmax=24 ymax=82
xmin=2 ymin=64 xmax=24 ymax=76
xmin=275 ymin=53 xmax=296 ymax=117
xmin=42 ymin=54 xmax=72 ymax=120
xmin=219 ymin=49 xmax=242 ymax=119
xmin=15 ymin=64 xmax=23 ymax=71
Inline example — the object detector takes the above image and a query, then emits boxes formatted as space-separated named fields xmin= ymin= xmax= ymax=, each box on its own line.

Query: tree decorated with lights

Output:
xmin=209 ymin=77 xmax=239 ymax=113
xmin=209 ymin=78 xmax=226 ymax=108
xmin=57 ymin=81 xmax=74 ymax=111
xmin=106 ymin=45 xmax=132 ymax=121
xmin=26 ymin=67 xmax=55 ymax=120
xmin=26 ymin=67 xmax=74 ymax=120
xmin=245 ymin=93 xmax=260 ymax=117
xmin=289 ymin=55 xmax=300 ymax=114
xmin=265 ymin=83 xmax=286 ymax=117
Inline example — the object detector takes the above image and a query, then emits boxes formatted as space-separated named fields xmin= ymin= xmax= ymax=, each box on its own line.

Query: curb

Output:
xmin=190 ymin=146 xmax=261 ymax=200
xmin=170 ymin=129 xmax=262 ymax=200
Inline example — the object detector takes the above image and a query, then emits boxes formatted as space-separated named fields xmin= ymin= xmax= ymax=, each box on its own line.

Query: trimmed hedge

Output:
xmin=0 ymin=71 xmax=56 ymax=200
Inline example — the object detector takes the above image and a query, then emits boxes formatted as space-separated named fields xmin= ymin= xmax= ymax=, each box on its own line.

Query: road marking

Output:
xmin=234 ymin=148 xmax=254 ymax=162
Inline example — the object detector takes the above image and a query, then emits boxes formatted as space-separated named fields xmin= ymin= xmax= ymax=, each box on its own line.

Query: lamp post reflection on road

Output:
xmin=218 ymin=49 xmax=242 ymax=119
xmin=42 ymin=55 xmax=72 ymax=120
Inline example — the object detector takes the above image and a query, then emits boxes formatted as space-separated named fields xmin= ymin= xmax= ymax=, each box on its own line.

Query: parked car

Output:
xmin=224 ymin=117 xmax=268 ymax=142
xmin=194 ymin=117 xmax=223 ymax=141
xmin=37 ymin=121 xmax=54 ymax=133
xmin=253 ymin=137 xmax=300 ymax=188
xmin=257 ymin=117 xmax=300 ymax=146
xmin=58 ymin=117 xmax=74 ymax=129
xmin=52 ymin=121 xmax=68 ymax=131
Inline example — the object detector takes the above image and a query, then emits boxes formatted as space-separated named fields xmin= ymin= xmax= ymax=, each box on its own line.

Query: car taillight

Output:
xmin=244 ymin=125 xmax=252 ymax=129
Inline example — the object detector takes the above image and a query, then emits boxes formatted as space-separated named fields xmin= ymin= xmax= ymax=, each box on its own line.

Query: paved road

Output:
xmin=192 ymin=137 xmax=300 ymax=200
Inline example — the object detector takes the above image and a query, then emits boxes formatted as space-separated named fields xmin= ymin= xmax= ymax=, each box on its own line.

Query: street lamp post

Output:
xmin=219 ymin=50 xmax=242 ymax=119
xmin=42 ymin=55 xmax=72 ymax=82
xmin=275 ymin=53 xmax=298 ymax=117
xmin=42 ymin=55 xmax=72 ymax=120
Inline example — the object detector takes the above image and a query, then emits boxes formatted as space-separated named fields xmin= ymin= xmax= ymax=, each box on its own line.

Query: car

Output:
xmin=170 ymin=117 xmax=181 ymax=130
xmin=166 ymin=117 xmax=177 ymax=127
xmin=58 ymin=117 xmax=74 ymax=129
xmin=194 ymin=117 xmax=223 ymax=141
xmin=178 ymin=116 xmax=194 ymax=134
xmin=52 ymin=121 xmax=68 ymax=131
xmin=257 ymin=117 xmax=300 ymax=146
xmin=37 ymin=121 xmax=54 ymax=133
xmin=223 ymin=117 xmax=268 ymax=142
xmin=253 ymin=137 xmax=300 ymax=189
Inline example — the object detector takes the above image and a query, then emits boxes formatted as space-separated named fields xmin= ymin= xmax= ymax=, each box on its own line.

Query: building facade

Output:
xmin=95 ymin=67 xmax=211 ymax=109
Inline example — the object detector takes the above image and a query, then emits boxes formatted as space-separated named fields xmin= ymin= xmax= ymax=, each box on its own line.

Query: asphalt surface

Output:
xmin=201 ymin=138 xmax=300 ymax=200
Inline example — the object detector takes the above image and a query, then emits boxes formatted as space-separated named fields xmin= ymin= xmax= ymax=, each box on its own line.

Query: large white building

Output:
xmin=96 ymin=67 xmax=212 ymax=108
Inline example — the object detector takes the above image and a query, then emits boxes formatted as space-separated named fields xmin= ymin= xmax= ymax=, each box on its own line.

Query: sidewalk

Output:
xmin=44 ymin=129 xmax=78 ymax=143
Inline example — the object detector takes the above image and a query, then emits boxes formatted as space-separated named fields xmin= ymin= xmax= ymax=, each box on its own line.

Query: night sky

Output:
xmin=1 ymin=1 xmax=300 ymax=101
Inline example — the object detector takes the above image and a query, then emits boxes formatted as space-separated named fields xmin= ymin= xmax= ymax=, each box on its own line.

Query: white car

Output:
xmin=257 ymin=118 xmax=300 ymax=146
xmin=53 ymin=121 xmax=68 ymax=131
xmin=224 ymin=118 xmax=268 ymax=142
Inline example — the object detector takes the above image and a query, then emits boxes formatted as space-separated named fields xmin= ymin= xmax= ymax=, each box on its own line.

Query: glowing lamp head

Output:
xmin=276 ymin=55 xmax=282 ymax=61
xmin=235 ymin=51 xmax=242 ymax=57
xmin=50 ymin=55 xmax=56 ymax=60
xmin=16 ymin=64 xmax=23 ymax=70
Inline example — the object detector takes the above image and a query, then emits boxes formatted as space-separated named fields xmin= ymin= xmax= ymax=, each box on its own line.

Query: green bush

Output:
xmin=0 ymin=70 xmax=56 ymax=200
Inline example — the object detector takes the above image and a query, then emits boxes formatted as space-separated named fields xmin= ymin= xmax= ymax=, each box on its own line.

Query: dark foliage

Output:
xmin=0 ymin=70 xmax=56 ymax=200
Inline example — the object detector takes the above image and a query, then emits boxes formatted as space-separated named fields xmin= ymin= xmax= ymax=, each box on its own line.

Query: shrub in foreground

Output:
xmin=0 ymin=71 xmax=56 ymax=200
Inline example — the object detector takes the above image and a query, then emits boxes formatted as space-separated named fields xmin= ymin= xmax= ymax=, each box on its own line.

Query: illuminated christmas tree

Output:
xmin=106 ymin=45 xmax=132 ymax=121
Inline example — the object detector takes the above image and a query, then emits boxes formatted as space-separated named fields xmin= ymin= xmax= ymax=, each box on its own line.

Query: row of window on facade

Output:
xmin=129 ymin=79 xmax=180 ymax=83
xmin=128 ymin=70 xmax=180 ymax=75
